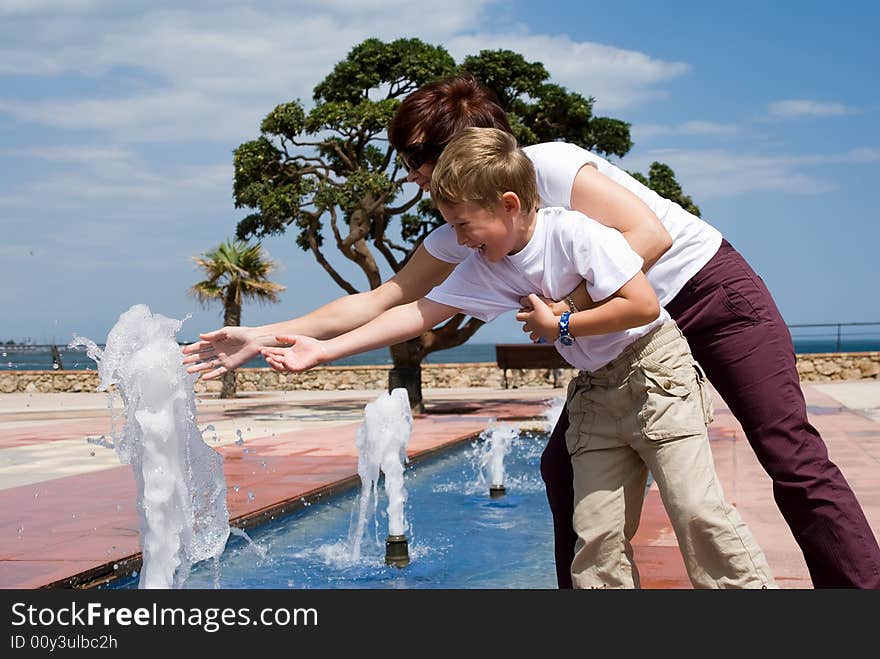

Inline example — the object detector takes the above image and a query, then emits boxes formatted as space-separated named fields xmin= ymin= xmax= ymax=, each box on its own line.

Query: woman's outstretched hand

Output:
xmin=260 ymin=335 xmax=327 ymax=373
xmin=515 ymin=294 xmax=560 ymax=343
xmin=181 ymin=326 xmax=262 ymax=380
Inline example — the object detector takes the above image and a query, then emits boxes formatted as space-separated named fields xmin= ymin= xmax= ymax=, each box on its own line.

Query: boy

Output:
xmin=261 ymin=127 xmax=776 ymax=589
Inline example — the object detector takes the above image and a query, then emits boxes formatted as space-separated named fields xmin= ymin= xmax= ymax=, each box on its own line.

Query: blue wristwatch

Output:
xmin=558 ymin=311 xmax=575 ymax=346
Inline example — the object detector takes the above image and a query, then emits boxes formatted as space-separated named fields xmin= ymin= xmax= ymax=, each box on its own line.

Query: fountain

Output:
xmin=475 ymin=423 xmax=518 ymax=498
xmin=349 ymin=388 xmax=413 ymax=568
xmin=106 ymin=424 xmax=556 ymax=589
xmin=70 ymin=304 xmax=230 ymax=588
xmin=90 ymin=355 xmax=565 ymax=588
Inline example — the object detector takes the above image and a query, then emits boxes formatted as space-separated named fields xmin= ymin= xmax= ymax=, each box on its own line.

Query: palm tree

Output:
xmin=189 ymin=239 xmax=285 ymax=398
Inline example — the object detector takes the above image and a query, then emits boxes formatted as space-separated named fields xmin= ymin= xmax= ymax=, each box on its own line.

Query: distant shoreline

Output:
xmin=3 ymin=340 xmax=880 ymax=371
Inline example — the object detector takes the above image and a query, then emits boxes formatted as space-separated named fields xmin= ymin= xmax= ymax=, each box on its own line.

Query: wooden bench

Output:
xmin=495 ymin=343 xmax=570 ymax=388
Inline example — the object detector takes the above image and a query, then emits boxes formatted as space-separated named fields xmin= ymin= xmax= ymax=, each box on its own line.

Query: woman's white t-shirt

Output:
xmin=422 ymin=141 xmax=722 ymax=306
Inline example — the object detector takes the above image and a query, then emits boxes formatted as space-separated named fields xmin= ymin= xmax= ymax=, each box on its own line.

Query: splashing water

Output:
xmin=70 ymin=304 xmax=230 ymax=589
xmin=475 ymin=423 xmax=518 ymax=489
xmin=541 ymin=395 xmax=566 ymax=433
xmin=229 ymin=526 xmax=268 ymax=560
xmin=348 ymin=389 xmax=412 ymax=560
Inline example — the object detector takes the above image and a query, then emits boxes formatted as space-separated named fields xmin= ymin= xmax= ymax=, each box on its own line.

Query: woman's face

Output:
xmin=405 ymin=161 xmax=435 ymax=192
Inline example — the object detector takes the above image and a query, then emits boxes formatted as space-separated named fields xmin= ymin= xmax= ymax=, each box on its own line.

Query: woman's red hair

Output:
xmin=388 ymin=75 xmax=512 ymax=161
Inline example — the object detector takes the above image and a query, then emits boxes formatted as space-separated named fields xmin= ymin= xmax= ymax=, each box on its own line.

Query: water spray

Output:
xmin=349 ymin=388 xmax=413 ymax=568
xmin=71 ymin=304 xmax=230 ymax=588
xmin=477 ymin=424 xmax=518 ymax=499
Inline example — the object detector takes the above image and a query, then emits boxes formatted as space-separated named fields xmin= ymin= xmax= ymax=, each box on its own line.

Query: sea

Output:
xmin=2 ymin=333 xmax=879 ymax=371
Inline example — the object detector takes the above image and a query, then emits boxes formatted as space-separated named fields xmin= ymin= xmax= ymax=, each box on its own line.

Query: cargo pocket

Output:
xmin=565 ymin=380 xmax=596 ymax=455
xmin=693 ymin=361 xmax=714 ymax=425
xmin=637 ymin=360 xmax=705 ymax=441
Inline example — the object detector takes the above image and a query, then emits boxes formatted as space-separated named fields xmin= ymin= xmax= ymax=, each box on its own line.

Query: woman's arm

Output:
xmin=552 ymin=165 xmax=672 ymax=315
xmin=256 ymin=245 xmax=455 ymax=341
xmin=570 ymin=164 xmax=672 ymax=271
xmin=260 ymin=298 xmax=458 ymax=372
xmin=182 ymin=245 xmax=456 ymax=378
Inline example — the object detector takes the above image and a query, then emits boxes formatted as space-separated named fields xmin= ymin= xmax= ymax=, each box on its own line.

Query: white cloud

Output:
xmin=768 ymin=99 xmax=855 ymax=118
xmin=0 ymin=91 xmax=268 ymax=143
xmin=9 ymin=144 xmax=135 ymax=164
xmin=445 ymin=31 xmax=690 ymax=113
xmin=845 ymin=147 xmax=880 ymax=162
xmin=0 ymin=3 xmax=691 ymax=144
xmin=0 ymin=2 xmax=495 ymax=141
xmin=0 ymin=2 xmax=491 ymax=78
xmin=0 ymin=144 xmax=231 ymax=221
xmin=633 ymin=121 xmax=739 ymax=141
xmin=621 ymin=147 xmax=880 ymax=200
xmin=0 ymin=0 xmax=102 ymax=14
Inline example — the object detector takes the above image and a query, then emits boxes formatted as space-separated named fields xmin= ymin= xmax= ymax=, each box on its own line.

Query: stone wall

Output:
xmin=795 ymin=352 xmax=880 ymax=382
xmin=1 ymin=352 xmax=878 ymax=394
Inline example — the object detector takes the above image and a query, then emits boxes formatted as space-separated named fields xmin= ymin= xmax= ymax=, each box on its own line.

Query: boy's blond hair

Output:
xmin=430 ymin=127 xmax=538 ymax=212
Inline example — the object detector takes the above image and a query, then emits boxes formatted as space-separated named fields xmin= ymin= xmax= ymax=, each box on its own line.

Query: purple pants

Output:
xmin=542 ymin=239 xmax=880 ymax=588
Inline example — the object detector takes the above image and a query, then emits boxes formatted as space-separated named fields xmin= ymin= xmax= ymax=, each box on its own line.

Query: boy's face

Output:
xmin=436 ymin=197 xmax=518 ymax=263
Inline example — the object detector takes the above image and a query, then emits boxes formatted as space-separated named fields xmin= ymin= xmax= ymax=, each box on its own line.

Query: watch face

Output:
xmin=560 ymin=335 xmax=574 ymax=346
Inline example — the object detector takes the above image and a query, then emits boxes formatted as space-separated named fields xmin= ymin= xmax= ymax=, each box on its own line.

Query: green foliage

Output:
xmin=233 ymin=38 xmax=460 ymax=266
xmin=585 ymin=117 xmax=633 ymax=159
xmin=233 ymin=137 xmax=284 ymax=210
xmin=314 ymin=38 xmax=455 ymax=104
xmin=400 ymin=200 xmax=445 ymax=243
xmin=305 ymin=98 xmax=400 ymax=136
xmin=189 ymin=239 xmax=286 ymax=311
xmin=260 ymin=102 xmax=307 ymax=139
xmin=459 ymin=50 xmax=548 ymax=108
xmin=631 ymin=162 xmax=701 ymax=217
xmin=458 ymin=51 xmax=630 ymax=155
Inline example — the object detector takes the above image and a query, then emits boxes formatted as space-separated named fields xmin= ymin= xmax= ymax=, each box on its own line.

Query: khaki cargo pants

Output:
xmin=565 ymin=321 xmax=777 ymax=589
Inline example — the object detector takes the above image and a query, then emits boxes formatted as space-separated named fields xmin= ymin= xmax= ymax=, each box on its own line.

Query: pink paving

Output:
xmin=1 ymin=384 xmax=877 ymax=589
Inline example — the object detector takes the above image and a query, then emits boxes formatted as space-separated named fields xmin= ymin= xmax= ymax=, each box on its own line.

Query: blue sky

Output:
xmin=1 ymin=0 xmax=878 ymax=347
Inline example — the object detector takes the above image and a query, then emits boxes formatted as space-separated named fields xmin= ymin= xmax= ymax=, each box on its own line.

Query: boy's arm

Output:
xmin=521 ymin=281 xmax=598 ymax=317
xmin=259 ymin=298 xmax=459 ymax=372
xmin=182 ymin=245 xmax=455 ymax=379
xmin=516 ymin=271 xmax=660 ymax=343
xmin=252 ymin=245 xmax=455 ymax=341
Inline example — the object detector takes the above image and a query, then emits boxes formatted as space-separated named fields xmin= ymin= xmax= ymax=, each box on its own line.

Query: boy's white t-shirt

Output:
xmin=422 ymin=141 xmax=723 ymax=306
xmin=425 ymin=207 xmax=669 ymax=372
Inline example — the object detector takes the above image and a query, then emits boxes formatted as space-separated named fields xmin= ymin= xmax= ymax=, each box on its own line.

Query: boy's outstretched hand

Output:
xmin=181 ymin=327 xmax=262 ymax=380
xmin=515 ymin=294 xmax=560 ymax=344
xmin=260 ymin=335 xmax=326 ymax=373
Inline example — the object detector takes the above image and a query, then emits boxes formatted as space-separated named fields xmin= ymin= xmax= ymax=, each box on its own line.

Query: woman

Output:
xmin=184 ymin=76 xmax=880 ymax=588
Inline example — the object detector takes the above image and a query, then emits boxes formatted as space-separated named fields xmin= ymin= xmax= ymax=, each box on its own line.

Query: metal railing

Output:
xmin=787 ymin=322 xmax=880 ymax=353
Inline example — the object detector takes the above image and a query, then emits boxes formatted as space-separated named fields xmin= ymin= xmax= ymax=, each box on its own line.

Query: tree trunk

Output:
xmin=220 ymin=370 xmax=237 ymax=399
xmin=220 ymin=298 xmax=242 ymax=399
xmin=388 ymin=340 xmax=424 ymax=414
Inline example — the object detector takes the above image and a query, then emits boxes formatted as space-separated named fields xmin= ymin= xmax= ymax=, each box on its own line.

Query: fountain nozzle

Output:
xmin=385 ymin=534 xmax=410 ymax=568
xmin=489 ymin=484 xmax=506 ymax=498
